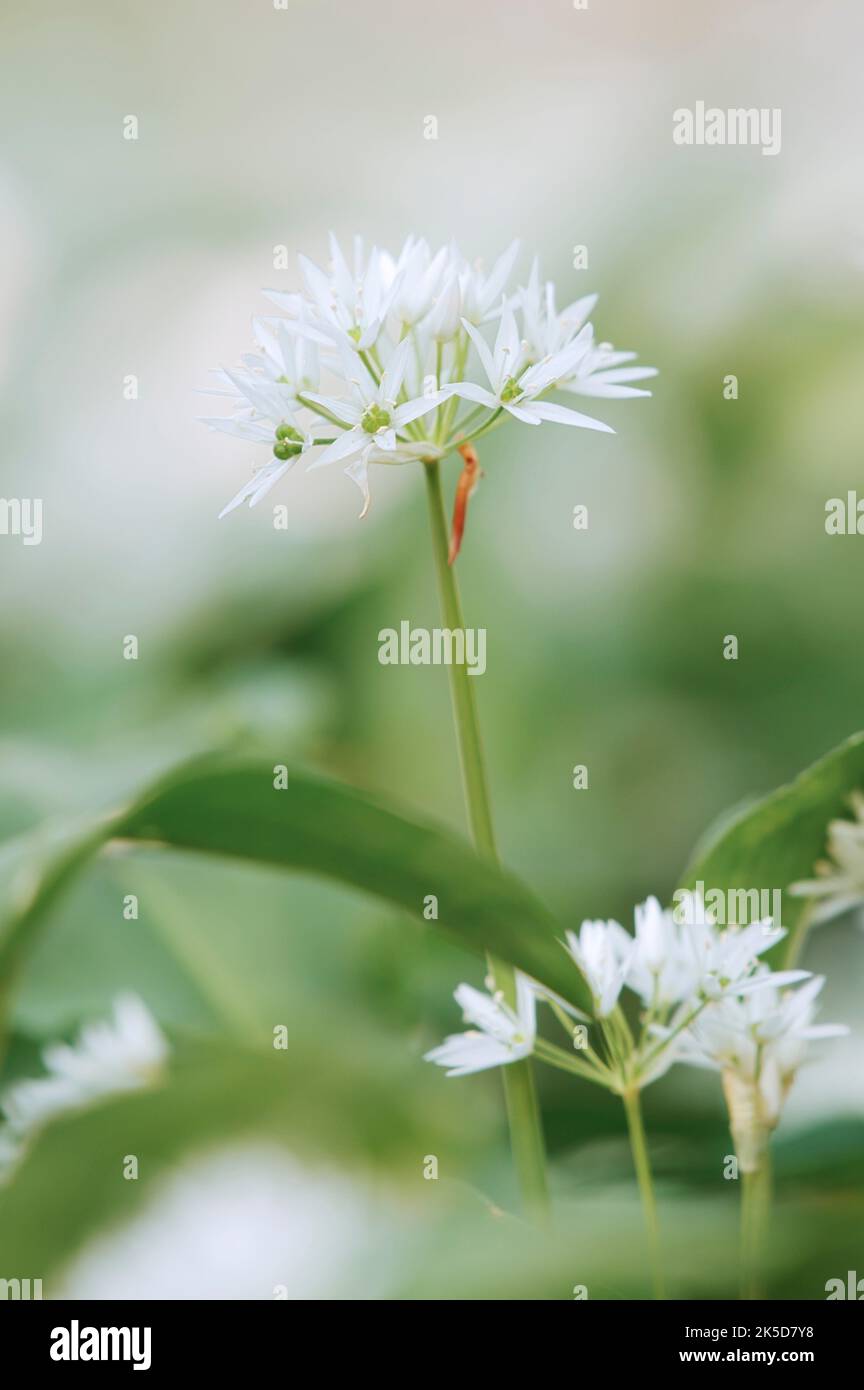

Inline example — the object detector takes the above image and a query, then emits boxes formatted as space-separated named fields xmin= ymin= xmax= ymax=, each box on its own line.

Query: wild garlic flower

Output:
xmin=426 ymin=894 xmax=816 ymax=1098
xmin=676 ymin=896 xmax=807 ymax=1002
xmin=791 ymin=790 xmax=864 ymax=923
xmin=569 ymin=894 xmax=805 ymax=1017
xmin=672 ymin=972 xmax=847 ymax=1169
xmin=424 ymin=973 xmax=587 ymax=1077
xmin=564 ymin=918 xmax=633 ymax=1017
xmin=0 ymin=995 xmax=168 ymax=1175
xmin=303 ymin=336 xmax=450 ymax=515
xmin=424 ymin=974 xmax=538 ymax=1077
xmin=201 ymin=232 xmax=656 ymax=519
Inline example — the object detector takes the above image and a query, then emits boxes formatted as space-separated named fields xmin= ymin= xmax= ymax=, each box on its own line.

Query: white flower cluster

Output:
xmin=0 ymin=995 xmax=168 ymax=1176
xmin=791 ymin=790 xmax=864 ymax=923
xmin=426 ymin=894 xmax=845 ymax=1136
xmin=201 ymin=234 xmax=656 ymax=519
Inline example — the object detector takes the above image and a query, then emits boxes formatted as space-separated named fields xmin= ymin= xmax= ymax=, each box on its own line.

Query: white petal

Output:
xmin=526 ymin=401 xmax=615 ymax=433
xmin=460 ymin=318 xmax=498 ymax=389
xmin=309 ymin=430 xmax=364 ymax=468
xmin=505 ymin=403 xmax=543 ymax=424
xmin=393 ymin=391 xmax=449 ymax=426
xmin=446 ymin=382 xmax=498 ymax=409
xmin=302 ymin=393 xmax=362 ymax=426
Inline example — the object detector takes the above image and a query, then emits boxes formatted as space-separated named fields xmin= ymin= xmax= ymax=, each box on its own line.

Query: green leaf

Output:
xmin=0 ymin=812 xmax=124 ymax=1007
xmin=0 ymin=756 xmax=588 ymax=1013
xmin=679 ymin=730 xmax=864 ymax=937
xmin=117 ymin=758 xmax=587 ymax=1008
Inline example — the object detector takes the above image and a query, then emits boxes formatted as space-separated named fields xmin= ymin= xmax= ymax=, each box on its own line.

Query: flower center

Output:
xmin=361 ymin=403 xmax=391 ymax=434
xmin=500 ymin=376 xmax=523 ymax=403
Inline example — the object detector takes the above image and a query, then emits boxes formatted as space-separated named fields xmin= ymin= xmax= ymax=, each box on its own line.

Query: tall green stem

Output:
xmin=622 ymin=1089 xmax=665 ymax=1298
xmin=423 ymin=460 xmax=549 ymax=1222
xmin=740 ymin=1154 xmax=771 ymax=1299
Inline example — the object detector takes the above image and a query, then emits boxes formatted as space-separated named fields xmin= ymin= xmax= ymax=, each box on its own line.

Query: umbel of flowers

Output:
xmin=201 ymin=234 xmax=657 ymax=537
xmin=427 ymin=892 xmax=844 ymax=1124
xmin=427 ymin=891 xmax=846 ymax=1293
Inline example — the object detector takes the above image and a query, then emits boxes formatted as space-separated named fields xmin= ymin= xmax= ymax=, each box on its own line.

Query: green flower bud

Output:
xmin=273 ymin=440 xmax=302 ymax=460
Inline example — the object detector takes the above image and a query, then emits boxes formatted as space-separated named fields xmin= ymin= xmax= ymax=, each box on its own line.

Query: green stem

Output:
xmin=423 ymin=459 xmax=550 ymax=1222
xmin=622 ymin=1089 xmax=666 ymax=1299
xmin=740 ymin=1154 xmax=771 ymax=1299
xmin=784 ymin=902 xmax=816 ymax=971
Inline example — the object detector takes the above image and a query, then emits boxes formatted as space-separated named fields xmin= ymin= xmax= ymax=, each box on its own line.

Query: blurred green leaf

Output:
xmin=0 ymin=813 xmax=121 ymax=1010
xmin=0 ymin=1034 xmax=482 ymax=1283
xmin=0 ymin=756 xmax=589 ymax=1015
xmin=680 ymin=730 xmax=864 ymax=935
xmin=117 ymin=757 xmax=588 ymax=1008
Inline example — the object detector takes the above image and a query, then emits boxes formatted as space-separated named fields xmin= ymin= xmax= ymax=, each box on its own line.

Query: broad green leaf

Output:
xmin=0 ymin=756 xmax=588 ymax=1013
xmin=0 ymin=813 xmax=124 ymax=1011
xmin=116 ymin=758 xmax=587 ymax=1008
xmin=680 ymin=730 xmax=864 ymax=940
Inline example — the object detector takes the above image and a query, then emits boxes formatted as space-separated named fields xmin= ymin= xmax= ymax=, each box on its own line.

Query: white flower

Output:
xmin=212 ymin=415 xmax=324 ymax=518
xmin=791 ymin=791 xmax=864 ymax=923
xmin=298 ymin=233 xmax=397 ymax=351
xmin=674 ymin=972 xmax=847 ymax=1128
xmin=304 ymin=337 xmax=448 ymax=515
xmin=448 ymin=307 xmax=615 ymax=432
xmin=453 ymin=239 xmax=521 ymax=325
xmin=0 ymin=995 xmax=169 ymax=1160
xmin=520 ymin=259 xmax=598 ymax=361
xmin=388 ymin=236 xmax=449 ymax=328
xmin=560 ymin=340 xmax=658 ymax=400
xmin=564 ymin=918 xmax=633 ymax=1017
xmin=424 ymin=973 xmax=537 ymax=1076
xmin=625 ymin=895 xmax=699 ymax=1008
xmin=424 ymin=273 xmax=463 ymax=343
xmin=680 ymin=900 xmax=808 ymax=1001
xmin=204 ymin=232 xmax=656 ymax=519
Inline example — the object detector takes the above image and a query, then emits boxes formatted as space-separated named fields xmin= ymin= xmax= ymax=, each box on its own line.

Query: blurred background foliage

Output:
xmin=0 ymin=0 xmax=862 ymax=1297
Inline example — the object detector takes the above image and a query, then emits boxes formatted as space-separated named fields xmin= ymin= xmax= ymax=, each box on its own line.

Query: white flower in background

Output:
xmin=298 ymin=232 xmax=398 ymax=351
xmin=0 ymin=995 xmax=168 ymax=1171
xmin=679 ymin=898 xmax=808 ymax=1001
xmin=564 ymin=918 xmax=633 ymax=1017
xmin=673 ymin=972 xmax=847 ymax=1168
xmin=204 ymin=233 xmax=656 ymax=521
xmin=388 ymin=236 xmax=449 ymax=328
xmin=626 ymin=895 xmax=700 ymax=1008
xmin=57 ymin=1145 xmax=396 ymax=1301
xmin=519 ymin=259 xmax=598 ymax=361
xmin=453 ymin=238 xmax=521 ymax=325
xmin=791 ymin=790 xmax=864 ymax=923
xmin=424 ymin=973 xmax=537 ymax=1076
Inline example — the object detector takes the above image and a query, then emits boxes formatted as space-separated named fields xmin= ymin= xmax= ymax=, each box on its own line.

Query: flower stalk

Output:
xmin=423 ymin=458 xmax=549 ymax=1221
xmin=722 ymin=1069 xmax=773 ymax=1298
xmin=623 ymin=1087 xmax=666 ymax=1299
